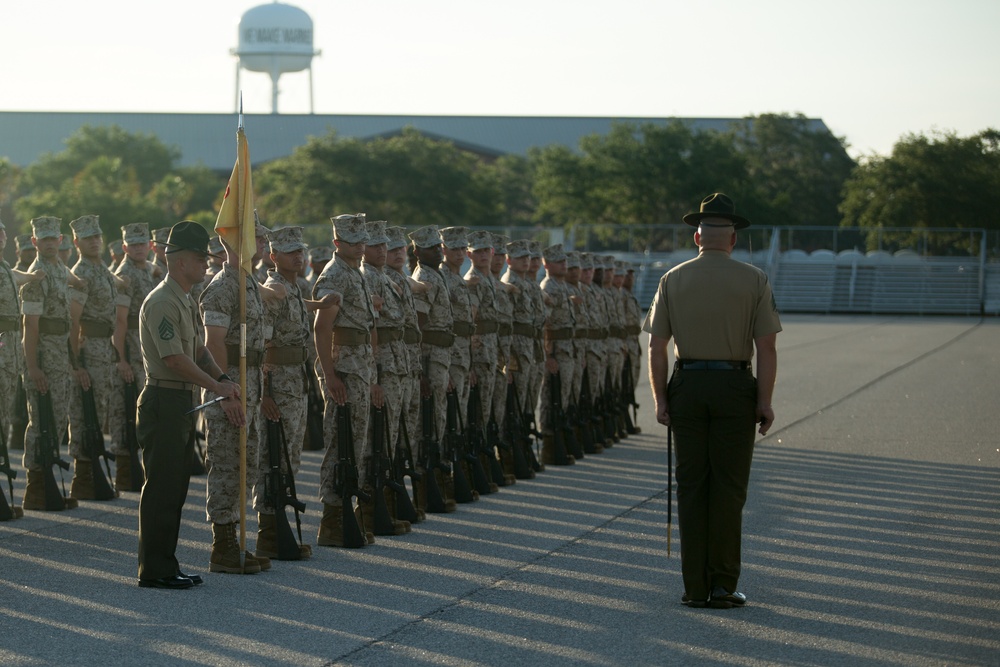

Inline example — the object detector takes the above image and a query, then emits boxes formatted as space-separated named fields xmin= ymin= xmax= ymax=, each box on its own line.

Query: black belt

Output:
xmin=675 ymin=360 xmax=750 ymax=371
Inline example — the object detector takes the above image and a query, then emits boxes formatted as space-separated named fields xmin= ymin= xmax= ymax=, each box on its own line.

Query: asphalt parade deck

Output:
xmin=2 ymin=315 xmax=998 ymax=666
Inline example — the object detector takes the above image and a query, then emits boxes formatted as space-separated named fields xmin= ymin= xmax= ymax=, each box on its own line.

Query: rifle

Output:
xmin=7 ymin=376 xmax=28 ymax=450
xmin=371 ymin=405 xmax=405 ymax=535
xmin=459 ymin=384 xmax=499 ymax=496
xmin=504 ymin=381 xmax=534 ymax=479
xmin=303 ymin=361 xmax=325 ymax=451
xmin=334 ymin=402 xmax=368 ymax=548
xmin=263 ymin=382 xmax=307 ymax=559
xmin=445 ymin=388 xmax=476 ymax=503
xmin=80 ymin=381 xmax=117 ymax=501
xmin=510 ymin=380 xmax=543 ymax=473
xmin=393 ymin=410 xmax=421 ymax=523
xmin=544 ymin=371 xmax=574 ymax=465
xmin=0 ymin=414 xmax=18 ymax=520
xmin=37 ymin=390 xmax=71 ymax=510
xmin=419 ymin=390 xmax=450 ymax=513
xmin=469 ymin=383 xmax=505 ymax=490
xmin=577 ymin=366 xmax=601 ymax=454
xmin=562 ymin=380 xmax=585 ymax=461
xmin=121 ymin=380 xmax=145 ymax=490
xmin=600 ymin=366 xmax=618 ymax=445
xmin=622 ymin=351 xmax=640 ymax=434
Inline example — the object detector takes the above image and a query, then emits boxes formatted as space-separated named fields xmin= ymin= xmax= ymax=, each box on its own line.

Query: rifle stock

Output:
xmin=38 ymin=391 xmax=70 ymax=511
xmin=393 ymin=410 xmax=421 ymax=523
xmin=370 ymin=404 xmax=400 ymax=536
xmin=419 ymin=392 xmax=450 ymax=513
xmin=335 ymin=402 xmax=367 ymax=548
xmin=504 ymin=381 xmax=534 ymax=479
xmin=469 ymin=384 xmax=504 ymax=489
xmin=0 ymin=415 xmax=17 ymax=520
xmin=264 ymin=384 xmax=307 ymax=559
xmin=80 ymin=382 xmax=117 ymax=501
xmin=304 ymin=362 xmax=325 ymax=451
xmin=445 ymin=389 xmax=476 ymax=503
xmin=545 ymin=372 xmax=573 ymax=465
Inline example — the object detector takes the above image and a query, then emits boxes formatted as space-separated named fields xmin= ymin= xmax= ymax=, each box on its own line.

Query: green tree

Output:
xmin=839 ymin=129 xmax=1000 ymax=254
xmin=727 ymin=113 xmax=855 ymax=227
xmin=13 ymin=125 xmax=221 ymax=237
xmin=254 ymin=127 xmax=504 ymax=245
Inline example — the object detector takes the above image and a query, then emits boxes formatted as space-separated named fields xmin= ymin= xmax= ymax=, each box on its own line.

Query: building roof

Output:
xmin=0 ymin=111 xmax=833 ymax=171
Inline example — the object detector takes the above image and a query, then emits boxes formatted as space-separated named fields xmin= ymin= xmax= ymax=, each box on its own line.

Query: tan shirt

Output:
xmin=139 ymin=276 xmax=196 ymax=382
xmin=642 ymin=250 xmax=782 ymax=361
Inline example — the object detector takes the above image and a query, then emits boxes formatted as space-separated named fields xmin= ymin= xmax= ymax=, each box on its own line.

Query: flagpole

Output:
xmin=237 ymin=101 xmax=248 ymax=570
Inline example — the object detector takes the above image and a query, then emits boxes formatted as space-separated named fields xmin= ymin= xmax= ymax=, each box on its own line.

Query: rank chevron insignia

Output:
xmin=158 ymin=317 xmax=175 ymax=340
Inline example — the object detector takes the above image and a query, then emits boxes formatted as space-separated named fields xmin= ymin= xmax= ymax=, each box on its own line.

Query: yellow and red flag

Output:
xmin=215 ymin=123 xmax=256 ymax=275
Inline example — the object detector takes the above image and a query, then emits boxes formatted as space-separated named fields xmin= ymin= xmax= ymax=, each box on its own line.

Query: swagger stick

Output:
xmin=667 ymin=426 xmax=672 ymax=558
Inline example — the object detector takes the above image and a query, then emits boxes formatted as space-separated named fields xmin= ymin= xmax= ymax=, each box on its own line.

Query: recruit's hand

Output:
xmin=29 ymin=269 xmax=46 ymax=283
xmin=222 ymin=395 xmax=246 ymax=427
xmin=545 ymin=357 xmax=559 ymax=374
xmin=116 ymin=359 xmax=134 ymax=384
xmin=757 ymin=405 xmax=775 ymax=436
xmin=74 ymin=367 xmax=92 ymax=391
xmin=326 ymin=374 xmax=347 ymax=406
xmin=261 ymin=395 xmax=281 ymax=422
xmin=370 ymin=383 xmax=384 ymax=409
xmin=28 ymin=367 xmax=48 ymax=394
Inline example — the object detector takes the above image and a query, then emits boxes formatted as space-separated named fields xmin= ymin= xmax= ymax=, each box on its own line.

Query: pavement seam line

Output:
xmin=761 ymin=317 xmax=983 ymax=441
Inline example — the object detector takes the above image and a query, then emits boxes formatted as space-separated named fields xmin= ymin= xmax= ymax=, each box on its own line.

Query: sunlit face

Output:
xmin=545 ymin=259 xmax=566 ymax=279
xmin=363 ymin=242 xmax=387 ymax=269
xmin=272 ymin=248 xmax=305 ymax=274
xmin=124 ymin=240 xmax=152 ymax=263
xmin=386 ymin=246 xmax=407 ymax=272
xmin=443 ymin=246 xmax=467 ymax=268
xmin=33 ymin=236 xmax=61 ymax=260
xmin=334 ymin=238 xmax=365 ymax=263
xmin=468 ymin=247 xmax=492 ymax=273
xmin=75 ymin=234 xmax=103 ymax=260
xmin=507 ymin=255 xmax=529 ymax=274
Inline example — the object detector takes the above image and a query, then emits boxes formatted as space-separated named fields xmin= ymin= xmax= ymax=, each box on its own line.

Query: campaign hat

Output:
xmin=682 ymin=192 xmax=751 ymax=229
xmin=161 ymin=221 xmax=219 ymax=258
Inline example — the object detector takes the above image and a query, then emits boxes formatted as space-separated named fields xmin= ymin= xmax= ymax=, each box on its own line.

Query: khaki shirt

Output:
xmin=642 ymin=249 xmax=782 ymax=361
xmin=139 ymin=276 xmax=196 ymax=382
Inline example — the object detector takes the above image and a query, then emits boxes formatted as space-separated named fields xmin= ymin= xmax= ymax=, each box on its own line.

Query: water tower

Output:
xmin=232 ymin=2 xmax=321 ymax=114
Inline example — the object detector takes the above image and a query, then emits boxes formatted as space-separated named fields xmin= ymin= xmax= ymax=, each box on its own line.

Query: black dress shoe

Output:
xmin=681 ymin=592 xmax=708 ymax=608
xmin=138 ymin=575 xmax=194 ymax=590
xmin=177 ymin=571 xmax=203 ymax=585
xmin=709 ymin=587 xmax=746 ymax=609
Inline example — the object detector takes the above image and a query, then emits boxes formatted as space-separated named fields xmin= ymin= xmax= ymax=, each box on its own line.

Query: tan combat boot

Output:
xmin=541 ymin=434 xmax=576 ymax=466
xmin=23 ymin=469 xmax=77 ymax=511
xmin=318 ymin=502 xmax=370 ymax=548
xmin=362 ymin=489 xmax=408 ymax=537
xmin=209 ymin=522 xmax=262 ymax=574
xmin=114 ymin=456 xmax=134 ymax=493
xmin=70 ymin=460 xmax=95 ymax=500
xmin=256 ymin=512 xmax=312 ymax=560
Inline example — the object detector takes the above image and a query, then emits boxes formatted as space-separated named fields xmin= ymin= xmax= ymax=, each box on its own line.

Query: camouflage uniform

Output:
xmin=580 ymin=253 xmax=608 ymax=408
xmin=565 ymin=251 xmax=589 ymax=411
xmin=200 ymin=264 xmax=269 ymax=524
xmin=109 ymin=224 xmax=156 ymax=457
xmin=489 ymin=235 xmax=514 ymax=437
xmin=67 ymin=217 xmax=129 ymax=465
xmin=0 ymin=235 xmax=24 ymax=445
xmin=464 ymin=231 xmax=500 ymax=427
xmin=525 ymin=243 xmax=547 ymax=426
xmin=502 ymin=240 xmax=535 ymax=419
xmin=410 ymin=227 xmax=454 ymax=449
xmin=538 ymin=244 xmax=576 ymax=435
xmin=440 ymin=227 xmax=475 ymax=419
xmin=362 ymin=224 xmax=409 ymax=462
xmin=20 ymin=218 xmax=72 ymax=472
xmin=621 ymin=263 xmax=643 ymax=394
xmin=262 ymin=266 xmax=310 ymax=482
xmin=313 ymin=232 xmax=377 ymax=508
xmin=385 ymin=227 xmax=422 ymax=465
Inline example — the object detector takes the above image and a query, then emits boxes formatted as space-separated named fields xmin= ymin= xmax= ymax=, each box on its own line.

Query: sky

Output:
xmin=2 ymin=0 xmax=998 ymax=159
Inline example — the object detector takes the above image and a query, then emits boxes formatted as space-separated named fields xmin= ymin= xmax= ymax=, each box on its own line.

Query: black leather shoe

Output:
xmin=681 ymin=593 xmax=708 ymax=608
xmin=138 ymin=575 xmax=194 ymax=590
xmin=178 ymin=571 xmax=203 ymax=585
xmin=709 ymin=587 xmax=746 ymax=609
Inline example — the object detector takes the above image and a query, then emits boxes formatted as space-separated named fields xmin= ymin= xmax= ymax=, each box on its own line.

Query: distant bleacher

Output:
xmin=625 ymin=244 xmax=998 ymax=316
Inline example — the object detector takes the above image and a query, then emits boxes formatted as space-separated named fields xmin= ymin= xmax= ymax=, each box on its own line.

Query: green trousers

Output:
xmin=668 ymin=368 xmax=757 ymax=599
xmin=136 ymin=385 xmax=195 ymax=580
